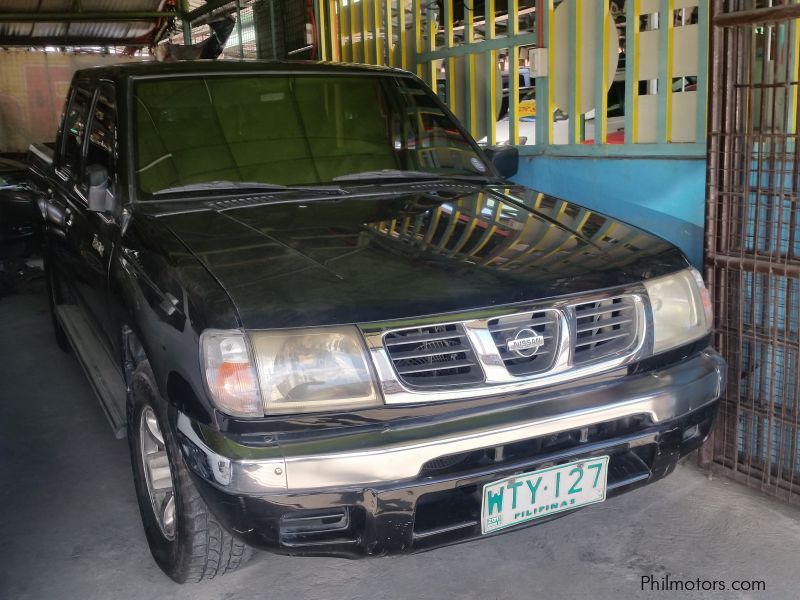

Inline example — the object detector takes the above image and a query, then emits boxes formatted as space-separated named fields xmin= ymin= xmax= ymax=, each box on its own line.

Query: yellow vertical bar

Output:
xmin=386 ymin=0 xmax=394 ymax=67
xmin=547 ymin=0 xmax=554 ymax=143
xmin=465 ymin=0 xmax=473 ymax=43
xmin=399 ymin=0 xmax=407 ymax=69
xmin=447 ymin=61 xmax=456 ymax=109
xmin=445 ymin=0 xmax=455 ymax=112
xmin=486 ymin=0 xmax=496 ymax=145
xmin=426 ymin=2 xmax=436 ymax=89
xmin=319 ymin=0 xmax=328 ymax=60
xmin=373 ymin=0 xmax=382 ymax=65
xmin=444 ymin=0 xmax=453 ymax=47
xmin=623 ymin=0 xmax=636 ymax=144
xmin=488 ymin=49 xmax=497 ymax=145
xmin=664 ymin=0 xmax=674 ymax=142
xmin=793 ymin=19 xmax=800 ymax=134
xmin=632 ymin=0 xmax=640 ymax=142
xmin=571 ymin=0 xmax=581 ymax=145
xmin=337 ymin=0 xmax=347 ymax=61
xmin=349 ymin=0 xmax=356 ymax=62
xmin=466 ymin=54 xmax=476 ymax=136
xmin=463 ymin=0 xmax=475 ymax=135
xmin=330 ymin=0 xmax=341 ymax=61
xmin=362 ymin=0 xmax=371 ymax=63
xmin=595 ymin=0 xmax=609 ymax=144
xmin=414 ymin=0 xmax=423 ymax=77
xmin=509 ymin=0 xmax=519 ymax=145
xmin=509 ymin=0 xmax=518 ymax=34
xmin=509 ymin=47 xmax=520 ymax=145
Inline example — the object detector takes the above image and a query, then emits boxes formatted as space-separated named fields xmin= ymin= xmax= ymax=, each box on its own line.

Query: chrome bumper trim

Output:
xmin=177 ymin=350 xmax=725 ymax=495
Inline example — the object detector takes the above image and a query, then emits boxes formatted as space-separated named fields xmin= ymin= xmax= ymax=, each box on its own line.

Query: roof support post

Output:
xmin=235 ymin=0 xmax=244 ymax=58
xmin=179 ymin=0 xmax=193 ymax=44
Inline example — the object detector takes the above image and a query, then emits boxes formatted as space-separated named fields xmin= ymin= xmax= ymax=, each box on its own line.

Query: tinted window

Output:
xmin=84 ymin=83 xmax=117 ymax=191
xmin=61 ymin=85 xmax=92 ymax=177
xmin=134 ymin=74 xmax=488 ymax=196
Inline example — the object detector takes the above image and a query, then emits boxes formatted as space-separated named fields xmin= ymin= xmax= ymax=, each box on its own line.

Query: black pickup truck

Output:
xmin=27 ymin=60 xmax=725 ymax=584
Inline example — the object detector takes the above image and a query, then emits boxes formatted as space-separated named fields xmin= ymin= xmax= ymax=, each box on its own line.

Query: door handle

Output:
xmin=45 ymin=202 xmax=65 ymax=227
xmin=64 ymin=207 xmax=74 ymax=227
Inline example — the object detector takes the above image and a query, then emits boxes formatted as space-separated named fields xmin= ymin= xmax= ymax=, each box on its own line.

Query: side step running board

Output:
xmin=56 ymin=305 xmax=127 ymax=439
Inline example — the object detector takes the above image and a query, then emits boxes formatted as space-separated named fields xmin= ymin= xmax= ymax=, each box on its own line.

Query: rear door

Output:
xmin=74 ymin=81 xmax=120 ymax=347
xmin=51 ymin=79 xmax=118 ymax=350
xmin=49 ymin=81 xmax=93 ymax=301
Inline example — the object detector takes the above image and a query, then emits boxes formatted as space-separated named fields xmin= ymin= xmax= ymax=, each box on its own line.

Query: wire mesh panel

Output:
xmin=706 ymin=0 xmax=800 ymax=505
xmin=170 ymin=2 xmax=260 ymax=58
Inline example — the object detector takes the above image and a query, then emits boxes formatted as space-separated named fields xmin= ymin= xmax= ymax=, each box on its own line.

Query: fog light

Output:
xmin=280 ymin=508 xmax=350 ymax=535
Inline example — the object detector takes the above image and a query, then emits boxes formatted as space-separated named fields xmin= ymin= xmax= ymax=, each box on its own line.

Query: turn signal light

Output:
xmin=201 ymin=332 xmax=263 ymax=417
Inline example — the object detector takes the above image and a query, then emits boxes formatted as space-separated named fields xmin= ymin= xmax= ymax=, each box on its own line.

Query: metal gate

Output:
xmin=706 ymin=0 xmax=800 ymax=505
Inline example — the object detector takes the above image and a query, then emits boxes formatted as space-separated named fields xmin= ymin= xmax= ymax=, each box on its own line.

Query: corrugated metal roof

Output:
xmin=0 ymin=0 xmax=174 ymax=46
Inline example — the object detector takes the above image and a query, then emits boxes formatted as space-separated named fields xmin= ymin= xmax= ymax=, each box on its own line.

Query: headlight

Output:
xmin=202 ymin=326 xmax=381 ymax=416
xmin=250 ymin=326 xmax=380 ymax=414
xmin=644 ymin=268 xmax=713 ymax=354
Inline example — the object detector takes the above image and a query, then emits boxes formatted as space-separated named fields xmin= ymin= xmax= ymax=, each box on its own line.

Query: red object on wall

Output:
xmin=583 ymin=131 xmax=625 ymax=145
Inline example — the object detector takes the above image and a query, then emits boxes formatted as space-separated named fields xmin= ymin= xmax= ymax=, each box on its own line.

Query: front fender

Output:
xmin=108 ymin=213 xmax=239 ymax=427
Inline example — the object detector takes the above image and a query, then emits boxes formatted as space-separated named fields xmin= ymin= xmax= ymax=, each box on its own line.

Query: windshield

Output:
xmin=133 ymin=73 xmax=490 ymax=197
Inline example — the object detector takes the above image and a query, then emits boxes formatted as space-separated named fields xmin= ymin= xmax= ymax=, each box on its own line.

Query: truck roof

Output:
xmin=72 ymin=59 xmax=408 ymax=83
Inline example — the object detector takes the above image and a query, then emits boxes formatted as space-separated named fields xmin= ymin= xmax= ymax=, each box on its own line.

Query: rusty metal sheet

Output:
xmin=0 ymin=0 xmax=172 ymax=46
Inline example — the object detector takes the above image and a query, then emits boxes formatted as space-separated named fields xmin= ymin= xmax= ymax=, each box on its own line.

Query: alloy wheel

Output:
xmin=139 ymin=406 xmax=176 ymax=540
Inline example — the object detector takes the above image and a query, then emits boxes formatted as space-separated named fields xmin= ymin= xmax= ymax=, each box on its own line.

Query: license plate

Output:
xmin=481 ymin=456 xmax=609 ymax=534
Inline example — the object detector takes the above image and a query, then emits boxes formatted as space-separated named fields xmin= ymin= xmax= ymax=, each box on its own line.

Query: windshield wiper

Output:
xmin=152 ymin=180 xmax=344 ymax=196
xmin=332 ymin=169 xmax=491 ymax=182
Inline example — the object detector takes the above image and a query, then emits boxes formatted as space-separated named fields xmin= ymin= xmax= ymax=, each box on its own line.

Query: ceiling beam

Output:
xmin=0 ymin=37 xmax=152 ymax=46
xmin=0 ymin=11 xmax=177 ymax=23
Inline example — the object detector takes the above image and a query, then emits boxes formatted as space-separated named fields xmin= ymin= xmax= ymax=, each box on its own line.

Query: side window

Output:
xmin=61 ymin=85 xmax=93 ymax=177
xmin=83 ymin=83 xmax=117 ymax=193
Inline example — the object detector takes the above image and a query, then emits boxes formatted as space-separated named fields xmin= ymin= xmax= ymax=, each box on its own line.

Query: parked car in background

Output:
xmin=486 ymin=77 xmax=626 ymax=145
xmin=0 ymin=156 xmax=41 ymax=294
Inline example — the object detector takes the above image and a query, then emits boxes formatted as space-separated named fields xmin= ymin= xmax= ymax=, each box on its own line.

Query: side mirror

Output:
xmin=484 ymin=145 xmax=519 ymax=178
xmin=85 ymin=164 xmax=116 ymax=214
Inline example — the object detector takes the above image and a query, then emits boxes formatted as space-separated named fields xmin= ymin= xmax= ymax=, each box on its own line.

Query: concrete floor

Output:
xmin=2 ymin=281 xmax=800 ymax=600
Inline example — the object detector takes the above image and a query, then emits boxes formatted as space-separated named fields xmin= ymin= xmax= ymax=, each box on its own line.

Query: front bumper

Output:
xmin=177 ymin=349 xmax=725 ymax=556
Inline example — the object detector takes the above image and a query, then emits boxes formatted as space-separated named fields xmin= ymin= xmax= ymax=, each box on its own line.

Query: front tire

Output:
xmin=127 ymin=362 xmax=252 ymax=583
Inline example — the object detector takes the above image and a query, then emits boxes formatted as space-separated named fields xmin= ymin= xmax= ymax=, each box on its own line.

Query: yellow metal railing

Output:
xmin=315 ymin=0 xmax=712 ymax=157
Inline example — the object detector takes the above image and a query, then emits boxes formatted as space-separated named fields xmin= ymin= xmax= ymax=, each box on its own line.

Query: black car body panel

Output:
xmin=152 ymin=186 xmax=688 ymax=329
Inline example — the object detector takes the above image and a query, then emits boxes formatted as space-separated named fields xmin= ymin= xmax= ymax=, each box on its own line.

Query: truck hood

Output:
xmin=152 ymin=183 xmax=687 ymax=328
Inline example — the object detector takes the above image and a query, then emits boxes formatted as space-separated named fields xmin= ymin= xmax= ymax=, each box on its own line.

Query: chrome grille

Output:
xmin=572 ymin=296 xmax=638 ymax=364
xmin=377 ymin=291 xmax=644 ymax=396
xmin=383 ymin=324 xmax=483 ymax=388
xmin=488 ymin=309 xmax=560 ymax=376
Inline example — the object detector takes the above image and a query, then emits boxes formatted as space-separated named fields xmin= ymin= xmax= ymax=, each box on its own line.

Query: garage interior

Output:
xmin=1 ymin=0 xmax=800 ymax=598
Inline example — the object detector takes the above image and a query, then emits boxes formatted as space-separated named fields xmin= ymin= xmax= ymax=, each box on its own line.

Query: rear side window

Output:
xmin=83 ymin=83 xmax=117 ymax=192
xmin=61 ymin=85 xmax=93 ymax=177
